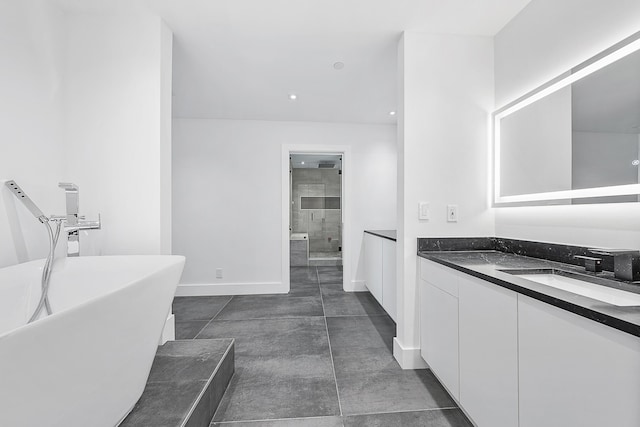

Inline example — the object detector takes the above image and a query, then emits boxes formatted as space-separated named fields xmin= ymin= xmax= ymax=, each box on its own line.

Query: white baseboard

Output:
xmin=393 ymin=337 xmax=428 ymax=369
xmin=175 ymin=282 xmax=286 ymax=296
xmin=345 ymin=279 xmax=367 ymax=292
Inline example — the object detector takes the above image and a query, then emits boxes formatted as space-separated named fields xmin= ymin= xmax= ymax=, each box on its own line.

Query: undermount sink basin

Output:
xmin=501 ymin=269 xmax=640 ymax=307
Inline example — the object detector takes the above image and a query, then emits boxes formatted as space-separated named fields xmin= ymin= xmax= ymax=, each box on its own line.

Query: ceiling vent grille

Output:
xmin=318 ymin=162 xmax=335 ymax=169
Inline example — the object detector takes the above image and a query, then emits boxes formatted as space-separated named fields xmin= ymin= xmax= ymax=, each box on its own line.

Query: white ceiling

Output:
xmin=55 ymin=0 xmax=531 ymax=124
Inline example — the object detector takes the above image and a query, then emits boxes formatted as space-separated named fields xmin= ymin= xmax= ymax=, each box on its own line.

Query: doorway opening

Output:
xmin=289 ymin=153 xmax=343 ymax=267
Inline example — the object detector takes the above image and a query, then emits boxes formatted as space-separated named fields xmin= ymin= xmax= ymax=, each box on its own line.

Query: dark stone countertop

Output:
xmin=418 ymin=250 xmax=640 ymax=338
xmin=364 ymin=230 xmax=397 ymax=241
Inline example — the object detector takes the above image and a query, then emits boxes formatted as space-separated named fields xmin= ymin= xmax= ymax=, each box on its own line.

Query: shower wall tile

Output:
xmin=291 ymin=168 xmax=342 ymax=257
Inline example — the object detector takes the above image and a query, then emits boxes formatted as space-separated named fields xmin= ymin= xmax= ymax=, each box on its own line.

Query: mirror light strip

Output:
xmin=493 ymin=32 xmax=640 ymax=205
xmin=497 ymin=184 xmax=640 ymax=204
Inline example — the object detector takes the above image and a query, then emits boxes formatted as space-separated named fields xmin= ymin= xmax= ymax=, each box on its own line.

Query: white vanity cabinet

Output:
xmin=419 ymin=255 xmax=640 ymax=427
xmin=364 ymin=233 xmax=383 ymax=303
xmin=381 ymin=238 xmax=397 ymax=321
xmin=419 ymin=259 xmax=517 ymax=414
xmin=518 ymin=294 xmax=640 ymax=427
xmin=364 ymin=232 xmax=396 ymax=321
xmin=458 ymin=273 xmax=518 ymax=427
xmin=419 ymin=261 xmax=459 ymax=399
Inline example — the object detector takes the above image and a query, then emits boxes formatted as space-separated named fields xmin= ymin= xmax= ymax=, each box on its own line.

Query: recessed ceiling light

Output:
xmin=301 ymin=161 xmax=305 ymax=165
xmin=389 ymin=111 xmax=396 ymax=116
xmin=333 ymin=62 xmax=345 ymax=70
xmin=289 ymin=94 xmax=297 ymax=100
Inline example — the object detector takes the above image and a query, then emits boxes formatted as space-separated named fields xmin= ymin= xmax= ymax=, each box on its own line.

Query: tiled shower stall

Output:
xmin=291 ymin=167 xmax=342 ymax=262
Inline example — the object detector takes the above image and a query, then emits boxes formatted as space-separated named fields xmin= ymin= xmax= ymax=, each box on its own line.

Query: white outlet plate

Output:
xmin=447 ymin=205 xmax=458 ymax=222
xmin=418 ymin=202 xmax=430 ymax=220
xmin=216 ymin=268 xmax=223 ymax=279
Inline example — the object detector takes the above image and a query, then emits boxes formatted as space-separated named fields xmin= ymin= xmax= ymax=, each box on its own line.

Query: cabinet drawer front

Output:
xmin=420 ymin=258 xmax=458 ymax=297
xmin=518 ymin=294 xmax=640 ymax=427
xmin=458 ymin=274 xmax=518 ymax=427
xmin=420 ymin=281 xmax=460 ymax=400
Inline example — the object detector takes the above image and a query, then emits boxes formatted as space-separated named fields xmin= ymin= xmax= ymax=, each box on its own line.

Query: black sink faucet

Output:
xmin=573 ymin=255 xmax=603 ymax=273
xmin=588 ymin=248 xmax=640 ymax=282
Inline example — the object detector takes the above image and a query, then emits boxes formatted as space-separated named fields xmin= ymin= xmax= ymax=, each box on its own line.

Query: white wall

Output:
xmin=0 ymin=0 xmax=66 ymax=267
xmin=396 ymin=32 xmax=495 ymax=368
xmin=63 ymin=13 xmax=173 ymax=256
xmin=494 ymin=0 xmax=640 ymax=248
xmin=172 ymin=118 xmax=396 ymax=292
xmin=0 ymin=2 xmax=173 ymax=267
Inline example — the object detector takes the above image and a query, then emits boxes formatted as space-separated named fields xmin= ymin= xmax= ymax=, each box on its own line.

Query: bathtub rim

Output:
xmin=0 ymin=254 xmax=185 ymax=340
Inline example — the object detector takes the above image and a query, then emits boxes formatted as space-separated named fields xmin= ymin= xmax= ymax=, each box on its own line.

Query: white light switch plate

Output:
xmin=447 ymin=205 xmax=458 ymax=222
xmin=419 ymin=202 xmax=430 ymax=220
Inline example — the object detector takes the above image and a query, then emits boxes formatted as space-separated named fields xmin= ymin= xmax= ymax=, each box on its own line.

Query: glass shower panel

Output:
xmin=291 ymin=165 xmax=342 ymax=261
xmin=305 ymin=178 xmax=341 ymax=260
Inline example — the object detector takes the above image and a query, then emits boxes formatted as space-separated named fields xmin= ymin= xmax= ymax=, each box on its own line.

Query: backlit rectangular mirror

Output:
xmin=493 ymin=31 xmax=640 ymax=206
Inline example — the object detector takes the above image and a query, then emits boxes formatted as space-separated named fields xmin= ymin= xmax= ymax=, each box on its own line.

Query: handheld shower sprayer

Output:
xmin=4 ymin=180 xmax=60 ymax=322
xmin=4 ymin=180 xmax=48 ymax=223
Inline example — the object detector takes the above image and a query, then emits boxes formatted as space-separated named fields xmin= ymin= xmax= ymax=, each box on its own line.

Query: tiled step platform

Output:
xmin=121 ymin=339 xmax=235 ymax=427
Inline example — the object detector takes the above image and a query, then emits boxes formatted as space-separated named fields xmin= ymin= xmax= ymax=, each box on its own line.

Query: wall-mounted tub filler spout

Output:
xmin=4 ymin=180 xmax=62 ymax=322
xmin=56 ymin=182 xmax=101 ymax=257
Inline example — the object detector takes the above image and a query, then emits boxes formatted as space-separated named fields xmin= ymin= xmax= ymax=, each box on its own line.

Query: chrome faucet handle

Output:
xmin=65 ymin=214 xmax=101 ymax=231
xmin=77 ymin=214 xmax=101 ymax=230
xmin=58 ymin=182 xmax=79 ymax=192
xmin=50 ymin=214 xmax=85 ymax=221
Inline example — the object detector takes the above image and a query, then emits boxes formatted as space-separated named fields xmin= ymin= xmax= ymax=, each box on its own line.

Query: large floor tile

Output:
xmin=290 ymin=267 xmax=319 ymax=284
xmin=214 ymin=295 xmax=323 ymax=320
xmin=317 ymin=266 xmax=343 ymax=284
xmin=197 ymin=318 xmax=331 ymax=359
xmin=213 ymin=371 xmax=340 ymax=422
xmin=326 ymin=316 xmax=397 ymax=376
xmin=326 ymin=316 xmax=395 ymax=351
xmin=173 ymin=296 xmax=233 ymax=322
xmin=237 ymin=353 xmax=334 ymax=380
xmin=288 ymin=280 xmax=321 ymax=297
xmin=336 ymin=369 xmax=457 ymax=415
xmin=176 ymin=320 xmax=209 ymax=339
xmin=212 ymin=416 xmax=344 ymax=426
xmin=321 ymin=285 xmax=387 ymax=317
xmin=343 ymin=409 xmax=473 ymax=427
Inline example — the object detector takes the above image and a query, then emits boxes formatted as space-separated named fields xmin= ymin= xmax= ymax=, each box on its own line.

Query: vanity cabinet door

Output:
xmin=419 ymin=272 xmax=459 ymax=400
xmin=518 ymin=294 xmax=640 ymax=427
xmin=458 ymin=274 xmax=518 ymax=427
xmin=364 ymin=233 xmax=383 ymax=304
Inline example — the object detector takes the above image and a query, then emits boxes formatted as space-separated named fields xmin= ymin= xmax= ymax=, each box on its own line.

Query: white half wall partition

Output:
xmin=62 ymin=13 xmax=173 ymax=257
xmin=172 ymin=119 xmax=396 ymax=296
xmin=0 ymin=0 xmax=66 ymax=267
xmin=396 ymin=32 xmax=495 ymax=368
xmin=1 ymin=3 xmax=174 ymax=267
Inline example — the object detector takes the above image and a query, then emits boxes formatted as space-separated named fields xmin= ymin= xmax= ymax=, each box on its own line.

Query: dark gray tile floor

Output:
xmin=173 ymin=266 xmax=471 ymax=427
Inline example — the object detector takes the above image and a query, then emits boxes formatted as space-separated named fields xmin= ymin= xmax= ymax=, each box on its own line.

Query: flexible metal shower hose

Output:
xmin=28 ymin=219 xmax=62 ymax=323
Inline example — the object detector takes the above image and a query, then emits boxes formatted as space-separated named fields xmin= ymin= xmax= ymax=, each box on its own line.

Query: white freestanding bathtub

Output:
xmin=0 ymin=255 xmax=185 ymax=427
